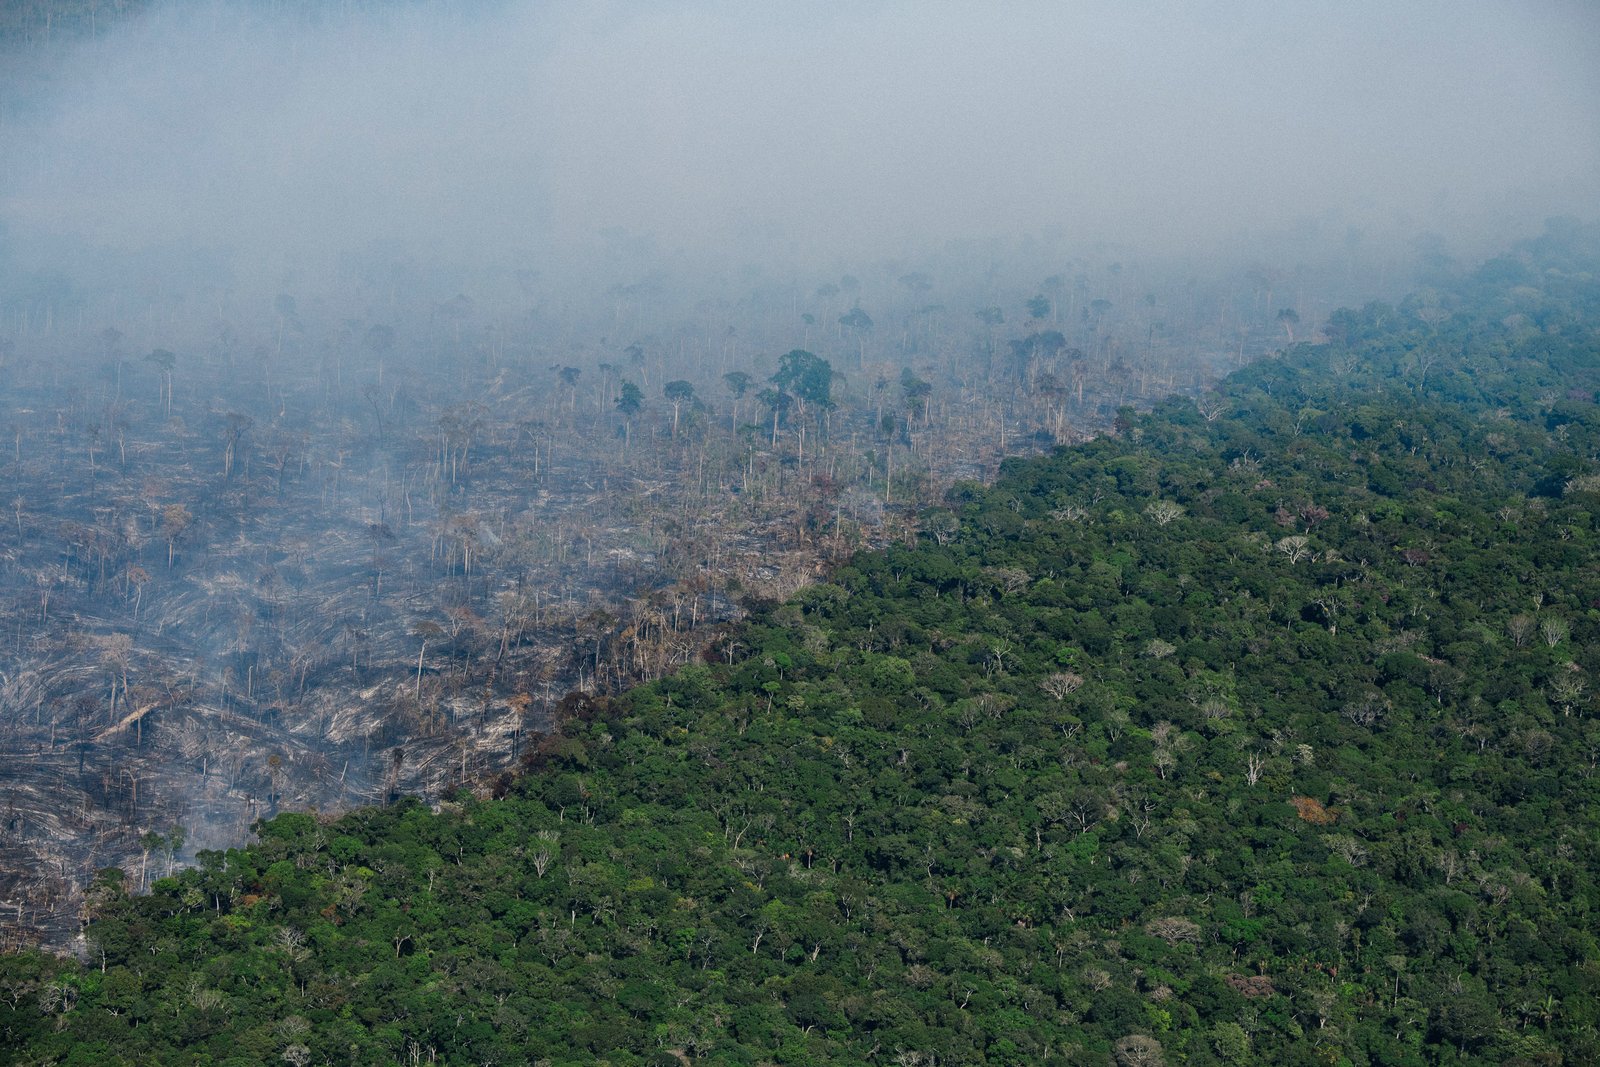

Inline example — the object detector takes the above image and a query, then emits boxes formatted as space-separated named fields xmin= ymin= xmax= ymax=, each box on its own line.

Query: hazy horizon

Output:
xmin=2 ymin=0 xmax=1597 ymax=311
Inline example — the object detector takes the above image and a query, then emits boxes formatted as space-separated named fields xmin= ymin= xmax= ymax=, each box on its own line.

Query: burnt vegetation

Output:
xmin=0 ymin=247 xmax=1308 ymax=946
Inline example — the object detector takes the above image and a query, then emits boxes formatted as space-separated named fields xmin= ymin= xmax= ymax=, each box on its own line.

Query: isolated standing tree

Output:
xmin=837 ymin=307 xmax=873 ymax=364
xmin=900 ymin=367 xmax=932 ymax=424
xmin=1277 ymin=307 xmax=1300 ymax=343
xmin=757 ymin=388 xmax=790 ymax=446
xmin=616 ymin=380 xmax=644 ymax=449
xmin=160 ymin=504 xmax=191 ymax=568
xmin=771 ymin=350 xmax=834 ymax=417
xmin=221 ymin=413 xmax=252 ymax=480
xmin=758 ymin=388 xmax=790 ymax=447
xmin=412 ymin=621 xmax=445 ymax=701
xmin=663 ymin=380 xmax=695 ymax=438
xmin=723 ymin=371 xmax=752 ymax=430
xmin=558 ymin=366 xmax=582 ymax=413
xmin=145 ymin=349 xmax=176 ymax=417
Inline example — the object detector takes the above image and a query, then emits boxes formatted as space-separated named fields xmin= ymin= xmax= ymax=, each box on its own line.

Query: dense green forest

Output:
xmin=3 ymin=223 xmax=1598 ymax=1065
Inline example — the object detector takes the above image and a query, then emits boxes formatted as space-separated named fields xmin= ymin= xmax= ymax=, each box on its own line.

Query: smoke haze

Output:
xmin=0 ymin=0 xmax=1597 ymax=949
xmin=1 ymin=0 xmax=1597 ymax=304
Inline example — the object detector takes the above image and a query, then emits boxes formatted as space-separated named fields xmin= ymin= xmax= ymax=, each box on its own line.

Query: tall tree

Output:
xmin=770 ymin=350 xmax=834 ymax=415
xmin=722 ymin=371 xmax=752 ymax=431
xmin=837 ymin=308 xmax=873 ymax=364
xmin=663 ymin=380 xmax=695 ymax=438
xmin=144 ymin=349 xmax=175 ymax=417
xmin=616 ymin=380 xmax=644 ymax=449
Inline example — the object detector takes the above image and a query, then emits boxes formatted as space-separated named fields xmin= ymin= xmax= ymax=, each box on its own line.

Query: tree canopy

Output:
xmin=771 ymin=349 xmax=835 ymax=412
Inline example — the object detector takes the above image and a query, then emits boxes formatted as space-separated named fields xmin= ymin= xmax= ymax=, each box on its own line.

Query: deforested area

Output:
xmin=1 ymin=2 xmax=1598 ymax=1062
xmin=0 ymin=240 xmax=1281 ymax=946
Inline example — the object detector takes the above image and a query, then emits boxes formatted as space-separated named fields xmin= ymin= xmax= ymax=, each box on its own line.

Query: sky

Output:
xmin=1 ymin=0 xmax=1597 ymax=303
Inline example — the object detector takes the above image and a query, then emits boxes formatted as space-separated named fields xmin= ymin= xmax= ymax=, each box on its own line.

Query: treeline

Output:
xmin=1 ymin=220 xmax=1597 ymax=1064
